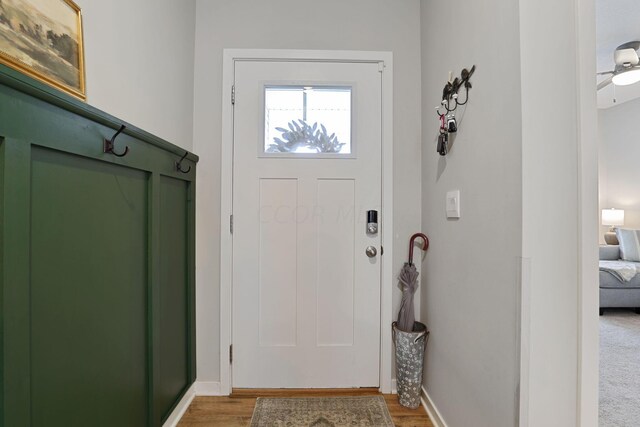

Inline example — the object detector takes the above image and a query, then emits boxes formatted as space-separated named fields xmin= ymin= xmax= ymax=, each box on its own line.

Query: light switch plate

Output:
xmin=446 ymin=190 xmax=460 ymax=218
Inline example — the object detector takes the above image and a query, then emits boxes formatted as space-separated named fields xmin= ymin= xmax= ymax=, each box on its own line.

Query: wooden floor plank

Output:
xmin=177 ymin=389 xmax=434 ymax=427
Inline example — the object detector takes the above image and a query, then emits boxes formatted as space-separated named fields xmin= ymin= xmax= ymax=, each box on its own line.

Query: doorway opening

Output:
xmin=219 ymin=49 xmax=394 ymax=395
xmin=595 ymin=1 xmax=640 ymax=423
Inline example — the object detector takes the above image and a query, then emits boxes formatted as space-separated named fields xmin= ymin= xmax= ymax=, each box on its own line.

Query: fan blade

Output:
xmin=597 ymin=71 xmax=614 ymax=76
xmin=617 ymin=41 xmax=640 ymax=52
xmin=597 ymin=75 xmax=614 ymax=91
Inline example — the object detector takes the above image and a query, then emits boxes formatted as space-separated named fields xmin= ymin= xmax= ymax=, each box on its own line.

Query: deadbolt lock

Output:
xmin=367 ymin=210 xmax=378 ymax=235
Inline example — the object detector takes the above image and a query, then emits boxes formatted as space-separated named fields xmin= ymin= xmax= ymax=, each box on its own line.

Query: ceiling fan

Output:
xmin=598 ymin=41 xmax=640 ymax=91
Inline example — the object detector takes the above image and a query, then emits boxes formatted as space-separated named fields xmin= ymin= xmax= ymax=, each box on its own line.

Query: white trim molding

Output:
xmin=162 ymin=384 xmax=196 ymax=427
xmin=575 ymin=0 xmax=599 ymax=425
xmin=518 ymin=257 xmax=531 ymax=427
xmin=220 ymin=49 xmax=394 ymax=395
xmin=162 ymin=381 xmax=224 ymax=427
xmin=421 ymin=386 xmax=449 ymax=427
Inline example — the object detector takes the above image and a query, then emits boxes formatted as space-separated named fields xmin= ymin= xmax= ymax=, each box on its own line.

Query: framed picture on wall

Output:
xmin=0 ymin=0 xmax=86 ymax=100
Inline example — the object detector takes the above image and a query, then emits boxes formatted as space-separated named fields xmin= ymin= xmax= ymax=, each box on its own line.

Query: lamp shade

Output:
xmin=602 ymin=208 xmax=625 ymax=226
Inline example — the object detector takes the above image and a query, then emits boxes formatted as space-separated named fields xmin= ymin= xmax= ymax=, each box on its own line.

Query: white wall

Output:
xmin=193 ymin=0 xmax=422 ymax=384
xmin=421 ymin=0 xmax=597 ymax=425
xmin=520 ymin=0 xmax=580 ymax=424
xmin=420 ymin=1 xmax=522 ymax=426
xmin=599 ymin=98 xmax=640 ymax=233
xmin=519 ymin=0 xmax=598 ymax=425
xmin=80 ymin=0 xmax=196 ymax=149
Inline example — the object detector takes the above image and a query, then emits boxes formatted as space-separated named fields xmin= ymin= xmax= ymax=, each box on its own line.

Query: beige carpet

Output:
xmin=250 ymin=395 xmax=395 ymax=427
xmin=600 ymin=310 xmax=640 ymax=427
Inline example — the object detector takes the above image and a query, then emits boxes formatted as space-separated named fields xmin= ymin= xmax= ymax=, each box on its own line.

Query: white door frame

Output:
xmin=219 ymin=49 xmax=394 ymax=395
xmin=576 ymin=0 xmax=599 ymax=423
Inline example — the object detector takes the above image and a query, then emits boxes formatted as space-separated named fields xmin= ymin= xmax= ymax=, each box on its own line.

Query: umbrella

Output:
xmin=396 ymin=233 xmax=429 ymax=332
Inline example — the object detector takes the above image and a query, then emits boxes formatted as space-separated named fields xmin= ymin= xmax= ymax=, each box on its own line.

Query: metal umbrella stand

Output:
xmin=393 ymin=232 xmax=429 ymax=409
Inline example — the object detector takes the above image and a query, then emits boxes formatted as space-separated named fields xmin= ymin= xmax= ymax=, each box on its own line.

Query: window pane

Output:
xmin=264 ymin=86 xmax=352 ymax=155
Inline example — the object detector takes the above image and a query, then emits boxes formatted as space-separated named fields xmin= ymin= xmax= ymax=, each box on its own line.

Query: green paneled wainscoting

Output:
xmin=0 ymin=64 xmax=197 ymax=427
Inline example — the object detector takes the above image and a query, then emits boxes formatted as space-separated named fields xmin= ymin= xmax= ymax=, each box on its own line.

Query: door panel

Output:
xmin=233 ymin=60 xmax=382 ymax=388
xmin=30 ymin=147 xmax=148 ymax=427
xmin=258 ymin=178 xmax=298 ymax=347
xmin=316 ymin=179 xmax=355 ymax=347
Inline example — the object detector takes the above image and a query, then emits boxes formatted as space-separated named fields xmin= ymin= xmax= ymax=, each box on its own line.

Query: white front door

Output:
xmin=232 ymin=59 xmax=382 ymax=388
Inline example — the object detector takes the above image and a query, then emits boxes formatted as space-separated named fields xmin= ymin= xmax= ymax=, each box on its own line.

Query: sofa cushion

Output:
xmin=599 ymin=245 xmax=620 ymax=261
xmin=600 ymin=268 xmax=640 ymax=289
xmin=616 ymin=228 xmax=640 ymax=262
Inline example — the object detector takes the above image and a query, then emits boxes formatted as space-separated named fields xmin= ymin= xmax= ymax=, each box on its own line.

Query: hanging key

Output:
xmin=447 ymin=114 xmax=458 ymax=133
xmin=437 ymin=132 xmax=448 ymax=156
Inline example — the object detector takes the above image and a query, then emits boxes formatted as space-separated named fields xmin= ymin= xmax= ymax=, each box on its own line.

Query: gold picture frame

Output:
xmin=0 ymin=0 xmax=86 ymax=100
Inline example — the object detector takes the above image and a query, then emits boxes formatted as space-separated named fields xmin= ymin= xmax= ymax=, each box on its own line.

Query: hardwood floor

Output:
xmin=177 ymin=389 xmax=435 ymax=427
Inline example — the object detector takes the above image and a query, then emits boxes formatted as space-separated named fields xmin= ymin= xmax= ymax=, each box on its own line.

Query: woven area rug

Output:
xmin=249 ymin=395 xmax=395 ymax=427
xmin=600 ymin=310 xmax=640 ymax=426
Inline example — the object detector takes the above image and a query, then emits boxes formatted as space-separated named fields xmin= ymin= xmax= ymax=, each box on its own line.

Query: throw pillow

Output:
xmin=616 ymin=228 xmax=640 ymax=262
xmin=599 ymin=245 xmax=620 ymax=261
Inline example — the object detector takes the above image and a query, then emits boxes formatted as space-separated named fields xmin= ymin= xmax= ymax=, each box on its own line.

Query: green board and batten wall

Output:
xmin=0 ymin=64 xmax=197 ymax=427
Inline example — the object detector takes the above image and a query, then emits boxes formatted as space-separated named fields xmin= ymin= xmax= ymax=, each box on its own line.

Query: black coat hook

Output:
xmin=104 ymin=125 xmax=129 ymax=157
xmin=436 ymin=65 xmax=476 ymax=113
xmin=461 ymin=65 xmax=476 ymax=89
xmin=176 ymin=151 xmax=191 ymax=173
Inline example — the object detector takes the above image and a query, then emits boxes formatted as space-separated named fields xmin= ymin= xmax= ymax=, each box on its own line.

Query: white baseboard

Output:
xmin=162 ymin=383 xmax=196 ymax=427
xmin=195 ymin=381 xmax=223 ymax=396
xmin=421 ymin=386 xmax=448 ymax=427
xmin=391 ymin=379 xmax=397 ymax=394
xmin=162 ymin=381 xmax=223 ymax=427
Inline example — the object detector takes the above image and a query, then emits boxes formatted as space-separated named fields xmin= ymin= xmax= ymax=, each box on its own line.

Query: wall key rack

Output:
xmin=436 ymin=65 xmax=476 ymax=156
